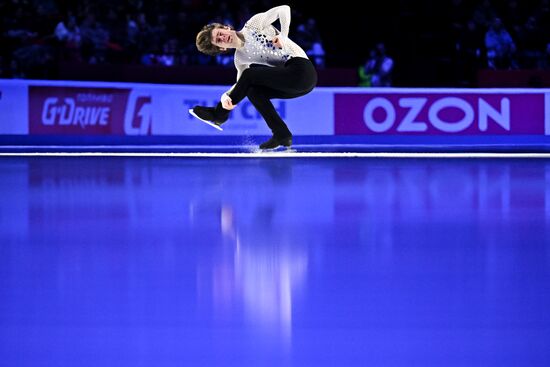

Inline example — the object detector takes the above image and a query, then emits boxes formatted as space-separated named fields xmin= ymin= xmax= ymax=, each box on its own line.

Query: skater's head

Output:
xmin=196 ymin=23 xmax=244 ymax=55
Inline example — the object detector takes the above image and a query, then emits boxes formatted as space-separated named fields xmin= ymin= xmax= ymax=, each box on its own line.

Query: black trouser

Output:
xmin=216 ymin=57 xmax=317 ymax=138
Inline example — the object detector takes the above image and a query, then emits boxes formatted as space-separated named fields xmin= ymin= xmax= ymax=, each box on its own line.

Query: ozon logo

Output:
xmin=363 ymin=96 xmax=510 ymax=133
xmin=124 ymin=92 xmax=152 ymax=135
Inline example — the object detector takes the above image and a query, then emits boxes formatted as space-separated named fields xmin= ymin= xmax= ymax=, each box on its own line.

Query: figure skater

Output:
xmin=190 ymin=5 xmax=317 ymax=150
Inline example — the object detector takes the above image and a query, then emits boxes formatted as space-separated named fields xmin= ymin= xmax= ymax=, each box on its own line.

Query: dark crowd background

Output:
xmin=1 ymin=0 xmax=549 ymax=87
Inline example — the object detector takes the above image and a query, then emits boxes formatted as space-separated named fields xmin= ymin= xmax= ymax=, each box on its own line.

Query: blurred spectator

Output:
xmin=449 ymin=0 xmax=471 ymax=35
xmin=485 ymin=17 xmax=517 ymax=70
xmin=472 ymin=0 xmax=496 ymax=28
xmin=516 ymin=16 xmax=544 ymax=69
xmin=216 ymin=51 xmax=233 ymax=67
xmin=359 ymin=43 xmax=394 ymax=87
xmin=501 ymin=0 xmax=525 ymax=37
xmin=540 ymin=43 xmax=550 ymax=70
xmin=307 ymin=42 xmax=325 ymax=68
xmin=80 ymin=13 xmax=110 ymax=64
xmin=4 ymin=1 xmax=56 ymax=79
xmin=103 ymin=7 xmax=127 ymax=63
xmin=54 ymin=13 xmax=82 ymax=62
xmin=156 ymin=38 xmax=180 ymax=66
xmin=12 ymin=44 xmax=55 ymax=78
xmin=453 ymin=19 xmax=484 ymax=85
xmin=536 ymin=0 xmax=550 ymax=37
xmin=126 ymin=13 xmax=143 ymax=63
xmin=2 ymin=0 xmax=550 ymax=86
xmin=294 ymin=18 xmax=325 ymax=68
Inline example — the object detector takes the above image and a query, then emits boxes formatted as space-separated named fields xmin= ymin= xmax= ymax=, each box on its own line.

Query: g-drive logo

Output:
xmin=41 ymin=96 xmax=110 ymax=128
xmin=29 ymin=86 xmax=129 ymax=135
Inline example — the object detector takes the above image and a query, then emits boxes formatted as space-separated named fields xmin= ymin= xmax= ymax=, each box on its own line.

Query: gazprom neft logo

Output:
xmin=124 ymin=91 xmax=152 ymax=135
xmin=363 ymin=96 xmax=510 ymax=133
xmin=41 ymin=96 xmax=111 ymax=128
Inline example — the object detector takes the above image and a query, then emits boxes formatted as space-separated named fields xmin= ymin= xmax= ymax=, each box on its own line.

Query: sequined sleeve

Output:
xmin=234 ymin=59 xmax=246 ymax=81
xmin=245 ymin=5 xmax=290 ymax=38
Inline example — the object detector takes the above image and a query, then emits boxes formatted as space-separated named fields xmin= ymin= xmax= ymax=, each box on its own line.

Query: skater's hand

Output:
xmin=272 ymin=36 xmax=283 ymax=49
xmin=221 ymin=93 xmax=235 ymax=110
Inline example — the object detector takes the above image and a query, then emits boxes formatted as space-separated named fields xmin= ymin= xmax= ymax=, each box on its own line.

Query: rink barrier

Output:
xmin=1 ymin=79 xmax=549 ymax=150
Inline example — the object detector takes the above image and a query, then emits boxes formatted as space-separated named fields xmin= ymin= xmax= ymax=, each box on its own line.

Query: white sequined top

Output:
xmin=233 ymin=5 xmax=308 ymax=82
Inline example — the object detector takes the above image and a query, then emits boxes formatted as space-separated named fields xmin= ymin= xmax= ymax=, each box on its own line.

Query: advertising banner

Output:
xmin=1 ymin=80 xmax=549 ymax=145
xmin=335 ymin=92 xmax=546 ymax=135
xmin=0 ymin=84 xmax=28 ymax=134
xmin=24 ymin=83 xmax=333 ymax=136
xmin=29 ymin=86 xmax=130 ymax=135
xmin=146 ymin=85 xmax=333 ymax=136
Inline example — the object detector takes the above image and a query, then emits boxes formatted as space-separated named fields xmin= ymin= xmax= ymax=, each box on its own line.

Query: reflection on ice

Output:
xmin=0 ymin=157 xmax=549 ymax=366
xmin=199 ymin=204 xmax=308 ymax=346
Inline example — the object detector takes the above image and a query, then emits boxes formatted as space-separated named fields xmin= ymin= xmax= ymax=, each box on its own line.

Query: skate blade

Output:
xmin=188 ymin=109 xmax=223 ymax=131
xmin=260 ymin=146 xmax=296 ymax=153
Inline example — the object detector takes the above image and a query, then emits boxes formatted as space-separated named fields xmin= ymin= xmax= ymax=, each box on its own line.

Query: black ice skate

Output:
xmin=259 ymin=135 xmax=293 ymax=151
xmin=188 ymin=106 xmax=228 ymax=131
